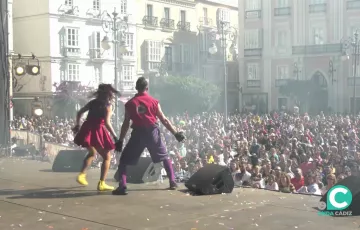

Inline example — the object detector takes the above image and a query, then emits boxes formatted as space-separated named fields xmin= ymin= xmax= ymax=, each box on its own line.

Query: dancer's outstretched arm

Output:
xmin=75 ymin=103 xmax=91 ymax=126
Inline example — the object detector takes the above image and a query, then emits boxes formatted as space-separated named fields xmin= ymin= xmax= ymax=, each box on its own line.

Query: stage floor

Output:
xmin=0 ymin=158 xmax=358 ymax=230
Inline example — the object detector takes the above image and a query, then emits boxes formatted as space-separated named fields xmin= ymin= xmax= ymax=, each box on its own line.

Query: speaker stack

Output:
xmin=52 ymin=150 xmax=88 ymax=172
xmin=114 ymin=157 xmax=161 ymax=183
xmin=185 ymin=164 xmax=234 ymax=195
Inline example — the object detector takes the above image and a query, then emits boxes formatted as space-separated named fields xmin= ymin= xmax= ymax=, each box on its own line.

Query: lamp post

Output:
xmin=329 ymin=60 xmax=337 ymax=112
xmin=208 ymin=21 xmax=237 ymax=127
xmin=101 ymin=8 xmax=128 ymax=132
xmin=341 ymin=31 xmax=360 ymax=119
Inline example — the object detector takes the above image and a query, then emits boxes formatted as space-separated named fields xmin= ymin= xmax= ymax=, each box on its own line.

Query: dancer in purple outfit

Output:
xmin=113 ymin=77 xmax=185 ymax=195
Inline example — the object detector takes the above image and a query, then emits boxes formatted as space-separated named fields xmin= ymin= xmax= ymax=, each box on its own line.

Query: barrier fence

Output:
xmin=10 ymin=130 xmax=77 ymax=162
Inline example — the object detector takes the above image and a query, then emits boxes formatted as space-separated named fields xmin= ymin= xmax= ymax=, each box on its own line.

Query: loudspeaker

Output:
xmin=320 ymin=176 xmax=360 ymax=215
xmin=114 ymin=157 xmax=161 ymax=183
xmin=185 ymin=164 xmax=234 ymax=195
xmin=52 ymin=150 xmax=88 ymax=172
xmin=13 ymin=145 xmax=37 ymax=156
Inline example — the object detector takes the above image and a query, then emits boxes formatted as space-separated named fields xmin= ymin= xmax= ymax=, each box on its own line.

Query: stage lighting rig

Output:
xmin=13 ymin=53 xmax=41 ymax=76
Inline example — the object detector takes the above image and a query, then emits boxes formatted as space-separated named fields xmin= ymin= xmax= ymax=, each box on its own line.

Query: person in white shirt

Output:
xmin=234 ymin=163 xmax=251 ymax=186
xmin=265 ymin=174 xmax=279 ymax=191
xmin=297 ymin=173 xmax=321 ymax=195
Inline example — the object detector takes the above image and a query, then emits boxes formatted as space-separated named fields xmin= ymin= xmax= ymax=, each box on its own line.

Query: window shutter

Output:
xmin=257 ymin=29 xmax=262 ymax=48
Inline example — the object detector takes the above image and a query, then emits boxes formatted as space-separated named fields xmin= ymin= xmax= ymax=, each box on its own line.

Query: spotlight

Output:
xmin=14 ymin=65 xmax=26 ymax=76
xmin=26 ymin=65 xmax=40 ymax=75
xmin=33 ymin=108 xmax=43 ymax=117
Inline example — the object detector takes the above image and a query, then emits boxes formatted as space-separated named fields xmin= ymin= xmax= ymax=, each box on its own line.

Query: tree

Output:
xmin=52 ymin=81 xmax=94 ymax=118
xmin=152 ymin=76 xmax=221 ymax=114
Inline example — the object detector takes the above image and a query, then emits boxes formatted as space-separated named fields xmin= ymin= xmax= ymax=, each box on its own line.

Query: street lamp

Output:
xmin=341 ymin=30 xmax=360 ymax=118
xmin=101 ymin=7 xmax=128 ymax=132
xmin=207 ymin=22 xmax=237 ymax=127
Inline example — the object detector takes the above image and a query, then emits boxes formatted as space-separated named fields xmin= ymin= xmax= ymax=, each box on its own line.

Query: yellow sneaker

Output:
xmin=76 ymin=173 xmax=88 ymax=186
xmin=97 ymin=181 xmax=114 ymax=191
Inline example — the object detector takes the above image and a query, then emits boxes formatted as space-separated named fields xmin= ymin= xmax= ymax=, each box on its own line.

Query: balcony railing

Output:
xmin=119 ymin=80 xmax=135 ymax=91
xmin=245 ymin=10 xmax=261 ymax=19
xmin=309 ymin=3 xmax=327 ymax=13
xmin=89 ymin=48 xmax=102 ymax=59
xmin=146 ymin=61 xmax=162 ymax=72
xmin=347 ymin=77 xmax=360 ymax=86
xmin=274 ymin=7 xmax=291 ymax=16
xmin=63 ymin=47 xmax=81 ymax=56
xmin=160 ymin=18 xmax=175 ymax=30
xmin=177 ymin=21 xmax=190 ymax=31
xmin=142 ymin=16 xmax=158 ymax=27
xmin=347 ymin=0 xmax=360 ymax=9
xmin=199 ymin=17 xmax=213 ymax=27
xmin=247 ymin=80 xmax=261 ymax=88
xmin=275 ymin=79 xmax=289 ymax=87
xmin=244 ymin=48 xmax=262 ymax=57
xmin=292 ymin=44 xmax=342 ymax=55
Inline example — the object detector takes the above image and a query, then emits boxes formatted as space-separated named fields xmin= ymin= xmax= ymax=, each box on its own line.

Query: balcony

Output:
xmin=143 ymin=16 xmax=158 ymax=28
xmin=247 ymin=80 xmax=261 ymax=88
xmin=274 ymin=7 xmax=291 ymax=16
xmin=347 ymin=0 xmax=360 ymax=9
xmin=119 ymin=80 xmax=135 ymax=91
xmin=89 ymin=48 xmax=105 ymax=61
xmin=275 ymin=79 xmax=289 ymax=87
xmin=160 ymin=18 xmax=175 ymax=31
xmin=199 ymin=17 xmax=214 ymax=28
xmin=244 ymin=48 xmax=262 ymax=57
xmin=309 ymin=3 xmax=327 ymax=13
xmin=177 ymin=21 xmax=190 ymax=31
xmin=292 ymin=44 xmax=342 ymax=55
xmin=58 ymin=4 xmax=79 ymax=17
xmin=245 ymin=10 xmax=261 ymax=19
xmin=63 ymin=47 xmax=81 ymax=57
xmin=347 ymin=77 xmax=360 ymax=86
xmin=146 ymin=61 xmax=162 ymax=72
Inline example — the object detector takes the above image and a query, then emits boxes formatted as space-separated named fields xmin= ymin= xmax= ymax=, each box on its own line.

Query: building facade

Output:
xmin=239 ymin=0 xmax=360 ymax=113
xmin=12 ymin=0 xmax=239 ymax=115
xmin=12 ymin=0 xmax=137 ymax=115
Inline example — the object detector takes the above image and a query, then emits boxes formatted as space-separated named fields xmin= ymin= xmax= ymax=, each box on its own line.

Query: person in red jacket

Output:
xmin=291 ymin=168 xmax=305 ymax=191
xmin=113 ymin=77 xmax=185 ymax=195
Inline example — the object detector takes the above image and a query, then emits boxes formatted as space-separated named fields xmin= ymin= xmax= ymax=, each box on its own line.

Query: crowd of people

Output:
xmin=11 ymin=109 xmax=360 ymax=195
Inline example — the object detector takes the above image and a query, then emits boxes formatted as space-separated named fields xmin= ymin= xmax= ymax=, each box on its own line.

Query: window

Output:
xmin=203 ymin=8 xmax=208 ymax=18
xmin=123 ymin=33 xmax=134 ymax=56
xmin=247 ymin=63 xmax=259 ymax=80
xmin=147 ymin=4 xmax=153 ymax=17
xmin=278 ymin=0 xmax=288 ymax=7
xmin=122 ymin=66 xmax=134 ymax=81
xmin=246 ymin=0 xmax=261 ymax=10
xmin=312 ymin=27 xmax=325 ymax=44
xmin=244 ymin=29 xmax=261 ymax=49
xmin=94 ymin=67 xmax=102 ymax=85
xmin=165 ymin=46 xmax=173 ymax=70
xmin=180 ymin=10 xmax=186 ymax=22
xmin=145 ymin=40 xmax=161 ymax=65
xmin=65 ymin=0 xmax=73 ymax=6
xmin=179 ymin=44 xmax=194 ymax=63
xmin=277 ymin=66 xmax=289 ymax=79
xmin=67 ymin=64 xmax=80 ymax=81
xmin=276 ymin=30 xmax=287 ymax=47
xmin=93 ymin=0 xmax=100 ymax=10
xmin=120 ymin=0 xmax=127 ymax=14
xmin=66 ymin=28 xmax=79 ymax=47
xmin=217 ymin=9 xmax=230 ymax=22
xmin=90 ymin=31 xmax=101 ymax=58
xmin=164 ymin=8 xmax=170 ymax=19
